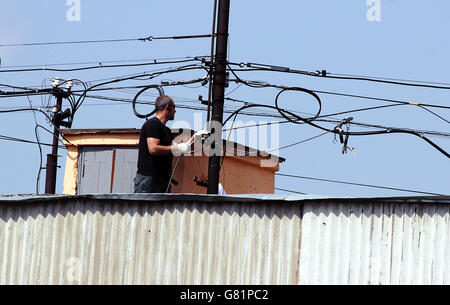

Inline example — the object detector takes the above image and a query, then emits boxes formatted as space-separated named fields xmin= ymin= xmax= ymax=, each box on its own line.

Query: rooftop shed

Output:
xmin=60 ymin=128 xmax=285 ymax=195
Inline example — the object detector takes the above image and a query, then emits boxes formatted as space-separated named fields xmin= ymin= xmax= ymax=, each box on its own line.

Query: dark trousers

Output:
xmin=133 ymin=173 xmax=171 ymax=193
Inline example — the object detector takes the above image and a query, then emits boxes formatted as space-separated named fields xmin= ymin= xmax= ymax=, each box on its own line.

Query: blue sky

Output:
xmin=0 ymin=0 xmax=449 ymax=196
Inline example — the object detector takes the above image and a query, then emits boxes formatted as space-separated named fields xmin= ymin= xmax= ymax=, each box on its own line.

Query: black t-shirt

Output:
xmin=137 ymin=117 xmax=174 ymax=177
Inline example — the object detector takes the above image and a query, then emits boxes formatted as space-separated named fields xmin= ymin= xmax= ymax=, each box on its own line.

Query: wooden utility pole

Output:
xmin=45 ymin=86 xmax=71 ymax=194
xmin=207 ymin=0 xmax=230 ymax=194
xmin=45 ymin=94 xmax=63 ymax=194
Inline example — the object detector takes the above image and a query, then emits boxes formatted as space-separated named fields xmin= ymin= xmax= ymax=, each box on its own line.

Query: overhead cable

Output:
xmin=0 ymin=107 xmax=75 ymax=146
xmin=276 ymin=173 xmax=446 ymax=196
xmin=274 ymin=187 xmax=306 ymax=195
xmin=69 ymin=64 xmax=209 ymax=120
xmin=0 ymin=134 xmax=65 ymax=149
xmin=0 ymin=34 xmax=212 ymax=48
xmin=68 ymin=91 xmax=450 ymax=140
xmin=223 ymin=70 xmax=450 ymax=158
xmin=0 ymin=57 xmax=206 ymax=73
xmin=228 ymin=61 xmax=450 ymax=90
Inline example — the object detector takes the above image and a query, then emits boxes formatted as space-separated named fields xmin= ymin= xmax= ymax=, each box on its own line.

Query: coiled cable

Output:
xmin=132 ymin=85 xmax=165 ymax=119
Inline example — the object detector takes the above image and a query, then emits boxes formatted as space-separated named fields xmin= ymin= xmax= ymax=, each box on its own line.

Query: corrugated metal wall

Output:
xmin=0 ymin=196 xmax=448 ymax=284
xmin=299 ymin=202 xmax=450 ymax=284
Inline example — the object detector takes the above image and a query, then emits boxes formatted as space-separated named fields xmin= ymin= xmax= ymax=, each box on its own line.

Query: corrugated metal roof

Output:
xmin=1 ymin=193 xmax=449 ymax=203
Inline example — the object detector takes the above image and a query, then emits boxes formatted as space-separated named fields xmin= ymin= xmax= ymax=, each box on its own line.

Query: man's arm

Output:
xmin=147 ymin=137 xmax=176 ymax=156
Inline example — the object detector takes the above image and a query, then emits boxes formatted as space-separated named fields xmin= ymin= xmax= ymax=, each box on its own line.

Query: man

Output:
xmin=134 ymin=95 xmax=190 ymax=193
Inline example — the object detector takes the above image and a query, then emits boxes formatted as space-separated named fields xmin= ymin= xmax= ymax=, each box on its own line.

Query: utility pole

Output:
xmin=45 ymin=78 xmax=72 ymax=194
xmin=207 ymin=0 xmax=230 ymax=194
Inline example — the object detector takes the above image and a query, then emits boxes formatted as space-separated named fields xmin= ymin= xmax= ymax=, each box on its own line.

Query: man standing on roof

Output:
xmin=134 ymin=95 xmax=191 ymax=193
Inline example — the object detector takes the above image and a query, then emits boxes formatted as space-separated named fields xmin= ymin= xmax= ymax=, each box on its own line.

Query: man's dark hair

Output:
xmin=155 ymin=96 xmax=173 ymax=112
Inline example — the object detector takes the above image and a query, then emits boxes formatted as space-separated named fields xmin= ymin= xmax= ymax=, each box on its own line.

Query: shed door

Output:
xmin=111 ymin=147 xmax=139 ymax=193
xmin=77 ymin=146 xmax=138 ymax=194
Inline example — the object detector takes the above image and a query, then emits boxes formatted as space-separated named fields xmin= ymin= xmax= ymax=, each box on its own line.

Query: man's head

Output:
xmin=155 ymin=95 xmax=176 ymax=121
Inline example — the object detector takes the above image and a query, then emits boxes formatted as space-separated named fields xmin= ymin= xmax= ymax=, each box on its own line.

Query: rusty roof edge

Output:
xmin=0 ymin=193 xmax=449 ymax=205
xmin=60 ymin=128 xmax=140 ymax=135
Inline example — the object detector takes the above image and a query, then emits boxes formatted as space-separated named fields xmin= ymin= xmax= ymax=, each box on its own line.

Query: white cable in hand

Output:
xmin=193 ymin=129 xmax=210 ymax=139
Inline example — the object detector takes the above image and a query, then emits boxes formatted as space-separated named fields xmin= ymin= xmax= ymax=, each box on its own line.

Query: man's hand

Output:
xmin=176 ymin=142 xmax=191 ymax=153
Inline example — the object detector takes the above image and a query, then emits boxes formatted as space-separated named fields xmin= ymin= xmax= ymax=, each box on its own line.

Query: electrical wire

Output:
xmin=274 ymin=187 xmax=306 ymax=195
xmin=228 ymin=61 xmax=450 ymax=90
xmin=227 ymin=64 xmax=450 ymax=124
xmin=3 ymin=70 xmax=448 ymax=159
xmin=11 ymin=81 xmax=442 ymax=145
xmin=327 ymin=72 xmax=450 ymax=88
xmin=311 ymin=89 xmax=450 ymax=110
xmin=0 ymin=107 xmax=76 ymax=146
xmin=218 ymin=86 xmax=322 ymax=172
xmin=132 ymin=85 xmax=164 ymax=119
xmin=223 ymin=68 xmax=450 ymax=158
xmin=226 ymin=74 xmax=450 ymax=111
xmin=166 ymin=156 xmax=183 ymax=193
xmin=3 ymin=55 xmax=449 ymax=196
xmin=60 ymin=64 xmax=209 ymax=123
xmin=221 ymin=117 xmax=450 ymax=140
xmin=0 ymin=133 xmax=65 ymax=148
xmin=267 ymin=131 xmax=330 ymax=153
xmin=0 ymin=55 xmax=205 ymax=69
xmin=0 ymin=34 xmax=212 ymax=48
xmin=273 ymin=89 xmax=450 ymax=158
xmin=417 ymin=105 xmax=450 ymax=125
xmin=275 ymin=173 xmax=447 ymax=196
xmin=316 ymin=103 xmax=405 ymax=119
xmin=224 ymin=131 xmax=331 ymax=161
xmin=0 ymin=57 xmax=205 ymax=73
xmin=67 ymin=91 xmax=450 ymax=141
xmin=26 ymin=95 xmax=43 ymax=194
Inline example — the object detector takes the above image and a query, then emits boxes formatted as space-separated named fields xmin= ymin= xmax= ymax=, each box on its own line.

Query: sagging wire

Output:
xmin=77 ymin=85 xmax=445 ymax=141
xmin=131 ymin=77 xmax=208 ymax=119
xmin=226 ymin=62 xmax=450 ymax=111
xmin=132 ymin=85 xmax=165 ymax=119
xmin=272 ymin=87 xmax=450 ymax=158
xmin=71 ymin=64 xmax=209 ymax=122
xmin=27 ymin=95 xmax=43 ymax=194
xmin=276 ymin=173 xmax=446 ymax=196
xmin=60 ymin=89 xmax=450 ymax=141
xmin=218 ymin=86 xmax=322 ymax=173
xmin=226 ymin=131 xmax=331 ymax=159
xmin=0 ymin=107 xmax=76 ymax=146
xmin=225 ymin=66 xmax=450 ymax=158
